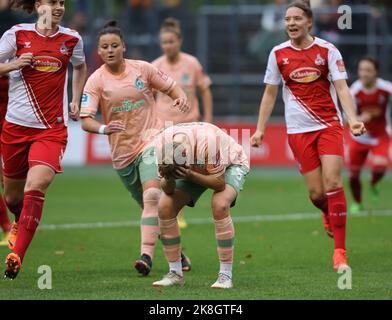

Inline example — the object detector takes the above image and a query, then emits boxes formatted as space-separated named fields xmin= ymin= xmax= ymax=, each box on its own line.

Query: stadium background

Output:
xmin=0 ymin=0 xmax=392 ymax=300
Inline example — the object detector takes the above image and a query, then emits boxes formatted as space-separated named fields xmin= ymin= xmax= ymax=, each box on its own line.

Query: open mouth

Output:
xmin=52 ymin=12 xmax=63 ymax=18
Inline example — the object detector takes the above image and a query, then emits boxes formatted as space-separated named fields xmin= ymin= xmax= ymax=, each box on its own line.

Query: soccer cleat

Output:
xmin=333 ymin=248 xmax=349 ymax=270
xmin=181 ymin=252 xmax=192 ymax=272
xmin=4 ymin=253 xmax=21 ymax=280
xmin=0 ymin=232 xmax=9 ymax=247
xmin=321 ymin=213 xmax=333 ymax=238
xmin=211 ymin=273 xmax=233 ymax=289
xmin=178 ymin=215 xmax=188 ymax=229
xmin=349 ymin=203 xmax=364 ymax=215
xmin=134 ymin=254 xmax=152 ymax=276
xmin=8 ymin=222 xmax=18 ymax=251
xmin=152 ymin=271 xmax=184 ymax=287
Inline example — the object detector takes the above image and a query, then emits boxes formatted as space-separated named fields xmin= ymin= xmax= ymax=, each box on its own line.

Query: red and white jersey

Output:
xmin=350 ymin=78 xmax=392 ymax=143
xmin=0 ymin=23 xmax=85 ymax=129
xmin=264 ymin=37 xmax=348 ymax=134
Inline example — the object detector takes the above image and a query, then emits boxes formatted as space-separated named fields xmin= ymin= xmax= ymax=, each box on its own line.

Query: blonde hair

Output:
xmin=160 ymin=17 xmax=182 ymax=39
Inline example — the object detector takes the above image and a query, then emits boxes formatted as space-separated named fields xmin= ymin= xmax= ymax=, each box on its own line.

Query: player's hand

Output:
xmin=250 ymin=130 xmax=264 ymax=147
xmin=105 ymin=120 xmax=126 ymax=135
xmin=349 ymin=120 xmax=366 ymax=136
xmin=173 ymin=97 xmax=190 ymax=113
xmin=173 ymin=165 xmax=191 ymax=179
xmin=69 ymin=102 xmax=80 ymax=121
xmin=12 ymin=53 xmax=33 ymax=70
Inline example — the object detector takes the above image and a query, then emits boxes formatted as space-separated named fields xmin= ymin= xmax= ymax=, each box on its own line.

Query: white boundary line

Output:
xmin=38 ymin=210 xmax=392 ymax=231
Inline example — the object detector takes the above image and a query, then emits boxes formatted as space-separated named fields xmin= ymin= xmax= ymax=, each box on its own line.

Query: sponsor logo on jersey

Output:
xmin=112 ymin=99 xmax=145 ymax=113
xmin=289 ymin=67 xmax=321 ymax=83
xmin=336 ymin=59 xmax=346 ymax=72
xmin=135 ymin=77 xmax=145 ymax=90
xmin=282 ymin=58 xmax=290 ymax=65
xmin=24 ymin=41 xmax=31 ymax=49
xmin=32 ymin=56 xmax=62 ymax=73
xmin=315 ymin=54 xmax=325 ymax=66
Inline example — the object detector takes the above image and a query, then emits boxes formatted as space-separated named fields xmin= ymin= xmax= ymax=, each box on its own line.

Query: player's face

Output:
xmin=285 ymin=7 xmax=312 ymax=41
xmin=98 ymin=34 xmax=126 ymax=67
xmin=160 ymin=32 xmax=182 ymax=60
xmin=358 ymin=60 xmax=378 ymax=86
xmin=37 ymin=0 xmax=65 ymax=26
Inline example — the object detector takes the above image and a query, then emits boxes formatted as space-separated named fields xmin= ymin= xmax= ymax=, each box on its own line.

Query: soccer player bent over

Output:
xmin=152 ymin=122 xmax=249 ymax=288
xmin=348 ymin=57 xmax=392 ymax=213
xmin=80 ymin=21 xmax=191 ymax=276
xmin=152 ymin=17 xmax=214 ymax=229
xmin=250 ymin=1 xmax=365 ymax=270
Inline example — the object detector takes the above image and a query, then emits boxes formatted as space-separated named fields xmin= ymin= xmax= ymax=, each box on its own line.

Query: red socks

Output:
xmin=0 ymin=196 xmax=10 ymax=232
xmin=326 ymin=188 xmax=347 ymax=250
xmin=14 ymin=190 xmax=45 ymax=261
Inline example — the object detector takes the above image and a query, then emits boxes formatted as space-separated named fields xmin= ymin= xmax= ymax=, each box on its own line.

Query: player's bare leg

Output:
xmin=210 ymin=184 xmax=236 ymax=289
xmin=134 ymin=179 xmax=161 ymax=276
xmin=321 ymin=155 xmax=349 ymax=270
xmin=303 ymin=167 xmax=333 ymax=238
xmin=153 ymin=190 xmax=190 ymax=287
xmin=3 ymin=177 xmax=25 ymax=250
xmin=4 ymin=165 xmax=54 ymax=279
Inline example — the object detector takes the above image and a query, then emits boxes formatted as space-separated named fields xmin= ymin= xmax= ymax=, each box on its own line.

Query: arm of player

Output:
xmin=0 ymin=54 xmax=33 ymax=75
xmin=174 ymin=166 xmax=225 ymax=192
xmin=167 ymin=85 xmax=190 ymax=113
xmin=69 ymin=63 xmax=88 ymax=121
xmin=200 ymin=86 xmax=214 ymax=123
xmin=334 ymin=79 xmax=366 ymax=136
xmin=250 ymin=84 xmax=279 ymax=147
xmin=81 ymin=116 xmax=126 ymax=135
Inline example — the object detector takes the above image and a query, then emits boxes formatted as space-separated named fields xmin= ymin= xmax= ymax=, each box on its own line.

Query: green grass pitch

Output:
xmin=0 ymin=167 xmax=391 ymax=300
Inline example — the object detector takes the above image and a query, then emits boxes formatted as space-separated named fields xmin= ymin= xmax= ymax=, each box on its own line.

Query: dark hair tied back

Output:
xmin=99 ymin=20 xmax=124 ymax=41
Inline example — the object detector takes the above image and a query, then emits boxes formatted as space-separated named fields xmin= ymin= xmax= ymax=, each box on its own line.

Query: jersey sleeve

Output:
xmin=0 ymin=28 xmax=17 ymax=63
xmin=70 ymin=35 xmax=86 ymax=67
xmin=328 ymin=47 xmax=348 ymax=81
xmin=264 ymin=50 xmax=281 ymax=85
xmin=80 ymin=73 xmax=101 ymax=118
xmin=143 ymin=62 xmax=176 ymax=95
xmin=194 ymin=59 xmax=212 ymax=90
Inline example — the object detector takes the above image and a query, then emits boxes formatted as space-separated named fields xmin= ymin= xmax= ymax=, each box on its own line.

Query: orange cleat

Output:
xmin=322 ymin=213 xmax=333 ymax=238
xmin=4 ymin=253 xmax=21 ymax=280
xmin=333 ymin=248 xmax=349 ymax=270
xmin=7 ymin=222 xmax=18 ymax=251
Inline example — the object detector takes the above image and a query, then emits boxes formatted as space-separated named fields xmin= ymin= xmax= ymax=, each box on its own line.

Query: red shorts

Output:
xmin=1 ymin=121 xmax=68 ymax=179
xmin=348 ymin=135 xmax=390 ymax=169
xmin=288 ymin=126 xmax=344 ymax=174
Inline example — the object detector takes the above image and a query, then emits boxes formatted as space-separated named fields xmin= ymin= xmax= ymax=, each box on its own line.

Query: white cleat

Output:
xmin=211 ymin=273 xmax=233 ymax=289
xmin=153 ymin=271 xmax=184 ymax=287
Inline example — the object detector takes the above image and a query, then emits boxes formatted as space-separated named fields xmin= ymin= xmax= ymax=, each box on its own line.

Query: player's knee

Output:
xmin=158 ymin=198 xmax=175 ymax=220
xmin=24 ymin=180 xmax=51 ymax=193
xmin=212 ymin=198 xmax=230 ymax=220
xmin=143 ymin=188 xmax=161 ymax=207
xmin=324 ymin=176 xmax=342 ymax=192
xmin=308 ymin=189 xmax=324 ymax=204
